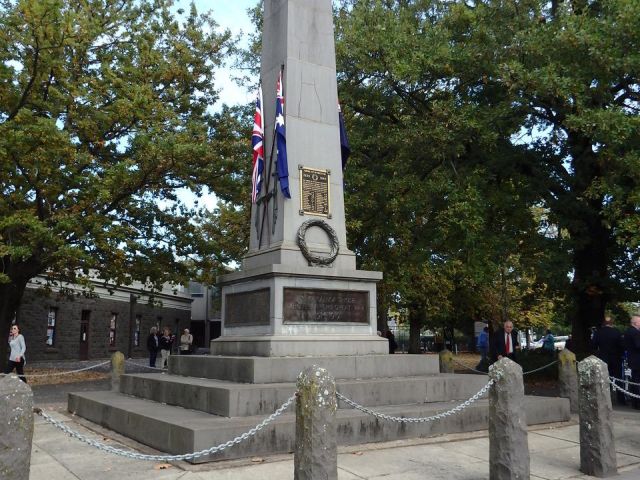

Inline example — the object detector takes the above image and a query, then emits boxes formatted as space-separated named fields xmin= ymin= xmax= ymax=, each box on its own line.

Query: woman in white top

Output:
xmin=180 ymin=329 xmax=193 ymax=355
xmin=5 ymin=324 xmax=27 ymax=383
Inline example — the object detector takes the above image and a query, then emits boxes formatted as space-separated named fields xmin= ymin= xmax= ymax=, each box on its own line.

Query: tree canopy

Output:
xmin=335 ymin=0 xmax=639 ymax=352
xmin=0 ymin=0 xmax=246 ymax=357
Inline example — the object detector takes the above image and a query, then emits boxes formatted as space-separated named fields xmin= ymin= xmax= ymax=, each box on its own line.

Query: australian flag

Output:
xmin=275 ymin=71 xmax=290 ymax=198
xmin=338 ymin=102 xmax=350 ymax=169
xmin=251 ymin=86 xmax=264 ymax=203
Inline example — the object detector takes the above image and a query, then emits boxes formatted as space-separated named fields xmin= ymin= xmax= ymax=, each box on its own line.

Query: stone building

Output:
xmin=15 ymin=277 xmax=191 ymax=362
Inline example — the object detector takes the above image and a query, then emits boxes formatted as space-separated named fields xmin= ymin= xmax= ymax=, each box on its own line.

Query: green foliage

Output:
xmin=335 ymin=0 xmax=639 ymax=351
xmin=0 ymin=0 xmax=244 ymax=333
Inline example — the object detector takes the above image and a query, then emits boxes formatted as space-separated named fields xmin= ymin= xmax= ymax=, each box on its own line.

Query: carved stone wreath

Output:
xmin=296 ymin=219 xmax=340 ymax=266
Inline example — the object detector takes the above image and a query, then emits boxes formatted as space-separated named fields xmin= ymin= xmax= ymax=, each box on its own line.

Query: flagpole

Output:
xmin=257 ymin=64 xmax=284 ymax=248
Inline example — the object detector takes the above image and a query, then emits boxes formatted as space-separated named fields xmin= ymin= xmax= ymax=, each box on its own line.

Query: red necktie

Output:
xmin=506 ymin=333 xmax=511 ymax=354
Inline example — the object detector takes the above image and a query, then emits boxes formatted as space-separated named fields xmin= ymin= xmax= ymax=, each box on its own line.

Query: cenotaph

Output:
xmin=67 ymin=1 xmax=571 ymax=463
xmin=212 ymin=0 xmax=387 ymax=357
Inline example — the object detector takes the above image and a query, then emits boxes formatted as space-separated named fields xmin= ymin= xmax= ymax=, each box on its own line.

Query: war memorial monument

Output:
xmin=68 ymin=0 xmax=570 ymax=462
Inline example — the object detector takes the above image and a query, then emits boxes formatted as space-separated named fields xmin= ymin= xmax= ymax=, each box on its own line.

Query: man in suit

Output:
xmin=592 ymin=316 xmax=625 ymax=404
xmin=623 ymin=315 xmax=640 ymax=409
xmin=492 ymin=320 xmax=519 ymax=363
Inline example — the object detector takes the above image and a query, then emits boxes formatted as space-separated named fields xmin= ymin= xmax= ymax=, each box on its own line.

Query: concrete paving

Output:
xmin=29 ymin=403 xmax=640 ymax=480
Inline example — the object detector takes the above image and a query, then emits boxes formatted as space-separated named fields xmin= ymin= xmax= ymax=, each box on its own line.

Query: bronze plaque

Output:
xmin=225 ymin=288 xmax=270 ymax=326
xmin=299 ymin=167 xmax=330 ymax=216
xmin=283 ymin=288 xmax=368 ymax=323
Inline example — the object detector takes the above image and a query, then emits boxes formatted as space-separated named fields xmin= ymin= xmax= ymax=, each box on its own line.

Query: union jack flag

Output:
xmin=275 ymin=71 xmax=290 ymax=198
xmin=251 ymin=86 xmax=264 ymax=203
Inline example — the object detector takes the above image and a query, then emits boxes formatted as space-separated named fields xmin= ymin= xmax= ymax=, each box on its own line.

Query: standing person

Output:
xmin=592 ymin=316 xmax=625 ymax=404
xmin=146 ymin=326 xmax=159 ymax=368
xmin=623 ymin=315 xmax=640 ymax=410
xmin=492 ymin=320 xmax=519 ymax=363
xmin=385 ymin=330 xmax=397 ymax=354
xmin=180 ymin=328 xmax=193 ymax=355
xmin=4 ymin=324 xmax=27 ymax=383
xmin=159 ymin=327 xmax=173 ymax=369
xmin=477 ymin=327 xmax=489 ymax=363
xmin=542 ymin=329 xmax=556 ymax=353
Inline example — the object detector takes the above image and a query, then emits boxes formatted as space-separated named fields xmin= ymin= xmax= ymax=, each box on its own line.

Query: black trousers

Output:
xmin=4 ymin=359 xmax=27 ymax=383
xmin=149 ymin=350 xmax=158 ymax=367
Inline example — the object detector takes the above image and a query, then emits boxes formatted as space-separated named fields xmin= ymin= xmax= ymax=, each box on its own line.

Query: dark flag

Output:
xmin=338 ymin=102 xmax=350 ymax=169
xmin=275 ymin=71 xmax=290 ymax=198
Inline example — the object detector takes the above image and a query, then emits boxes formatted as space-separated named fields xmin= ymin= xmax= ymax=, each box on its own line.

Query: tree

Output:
xmin=335 ymin=0 xmax=568 ymax=350
xmin=0 ymin=0 xmax=240 ymax=360
xmin=336 ymin=0 xmax=640 ymax=355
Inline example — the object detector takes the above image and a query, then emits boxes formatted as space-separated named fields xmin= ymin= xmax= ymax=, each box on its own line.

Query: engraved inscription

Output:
xmin=300 ymin=167 xmax=330 ymax=216
xmin=283 ymin=288 xmax=368 ymax=324
xmin=225 ymin=289 xmax=270 ymax=327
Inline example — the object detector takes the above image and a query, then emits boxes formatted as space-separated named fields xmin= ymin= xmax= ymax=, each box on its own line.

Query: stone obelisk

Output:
xmin=212 ymin=0 xmax=387 ymax=356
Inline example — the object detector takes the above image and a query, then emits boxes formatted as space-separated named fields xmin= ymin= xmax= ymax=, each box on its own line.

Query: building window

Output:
xmin=189 ymin=282 xmax=204 ymax=298
xmin=46 ymin=307 xmax=57 ymax=346
xmin=109 ymin=313 xmax=117 ymax=347
xmin=134 ymin=315 xmax=141 ymax=347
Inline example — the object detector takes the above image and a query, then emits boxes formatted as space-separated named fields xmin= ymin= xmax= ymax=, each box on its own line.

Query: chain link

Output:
xmin=610 ymin=376 xmax=640 ymax=387
xmin=449 ymin=357 xmax=489 ymax=374
xmin=609 ymin=380 xmax=640 ymax=400
xmin=124 ymin=359 xmax=166 ymax=371
xmin=36 ymin=394 xmax=296 ymax=462
xmin=449 ymin=357 xmax=558 ymax=376
xmin=522 ymin=360 xmax=559 ymax=375
xmin=0 ymin=360 xmax=111 ymax=378
xmin=336 ymin=379 xmax=494 ymax=423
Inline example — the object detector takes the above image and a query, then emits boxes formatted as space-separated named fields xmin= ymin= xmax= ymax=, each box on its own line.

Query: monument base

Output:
xmin=216 ymin=264 xmax=384 ymax=357
xmin=210 ymin=334 xmax=388 ymax=356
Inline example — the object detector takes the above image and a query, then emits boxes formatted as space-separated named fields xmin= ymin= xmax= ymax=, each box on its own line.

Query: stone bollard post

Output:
xmin=578 ymin=356 xmax=617 ymax=477
xmin=489 ymin=358 xmax=530 ymax=480
xmin=111 ymin=351 xmax=125 ymax=392
xmin=558 ymin=349 xmax=579 ymax=413
xmin=294 ymin=366 xmax=337 ymax=480
xmin=0 ymin=375 xmax=34 ymax=480
xmin=439 ymin=348 xmax=454 ymax=374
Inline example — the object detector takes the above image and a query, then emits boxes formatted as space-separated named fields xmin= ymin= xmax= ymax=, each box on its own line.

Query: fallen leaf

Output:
xmin=154 ymin=463 xmax=173 ymax=470
xmin=251 ymin=457 xmax=265 ymax=463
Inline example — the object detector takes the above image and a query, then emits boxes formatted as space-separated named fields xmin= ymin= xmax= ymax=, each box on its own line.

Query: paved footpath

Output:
xmin=29 ymin=400 xmax=640 ymax=480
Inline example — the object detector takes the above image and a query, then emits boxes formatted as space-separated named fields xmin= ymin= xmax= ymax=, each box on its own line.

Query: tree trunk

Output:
xmin=570 ymin=227 xmax=608 ymax=356
xmin=566 ymin=133 xmax=611 ymax=357
xmin=377 ymin=294 xmax=388 ymax=335
xmin=408 ymin=307 xmax=422 ymax=354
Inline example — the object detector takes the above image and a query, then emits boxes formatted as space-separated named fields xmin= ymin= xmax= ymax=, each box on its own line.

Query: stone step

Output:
xmin=119 ymin=373 xmax=489 ymax=417
xmin=168 ymin=354 xmax=440 ymax=383
xmin=67 ymin=390 xmax=571 ymax=464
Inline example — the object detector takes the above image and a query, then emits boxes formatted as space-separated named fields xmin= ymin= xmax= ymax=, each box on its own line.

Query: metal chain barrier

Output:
xmin=35 ymin=393 xmax=296 ymax=462
xmin=522 ymin=359 xmax=559 ymax=376
xmin=124 ymin=359 xmax=166 ymax=371
xmin=609 ymin=379 xmax=640 ymax=400
xmin=609 ymin=376 xmax=640 ymax=387
xmin=450 ymin=356 xmax=558 ymax=376
xmin=0 ymin=360 xmax=111 ymax=378
xmin=336 ymin=379 xmax=494 ymax=423
xmin=450 ymin=357 xmax=489 ymax=374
